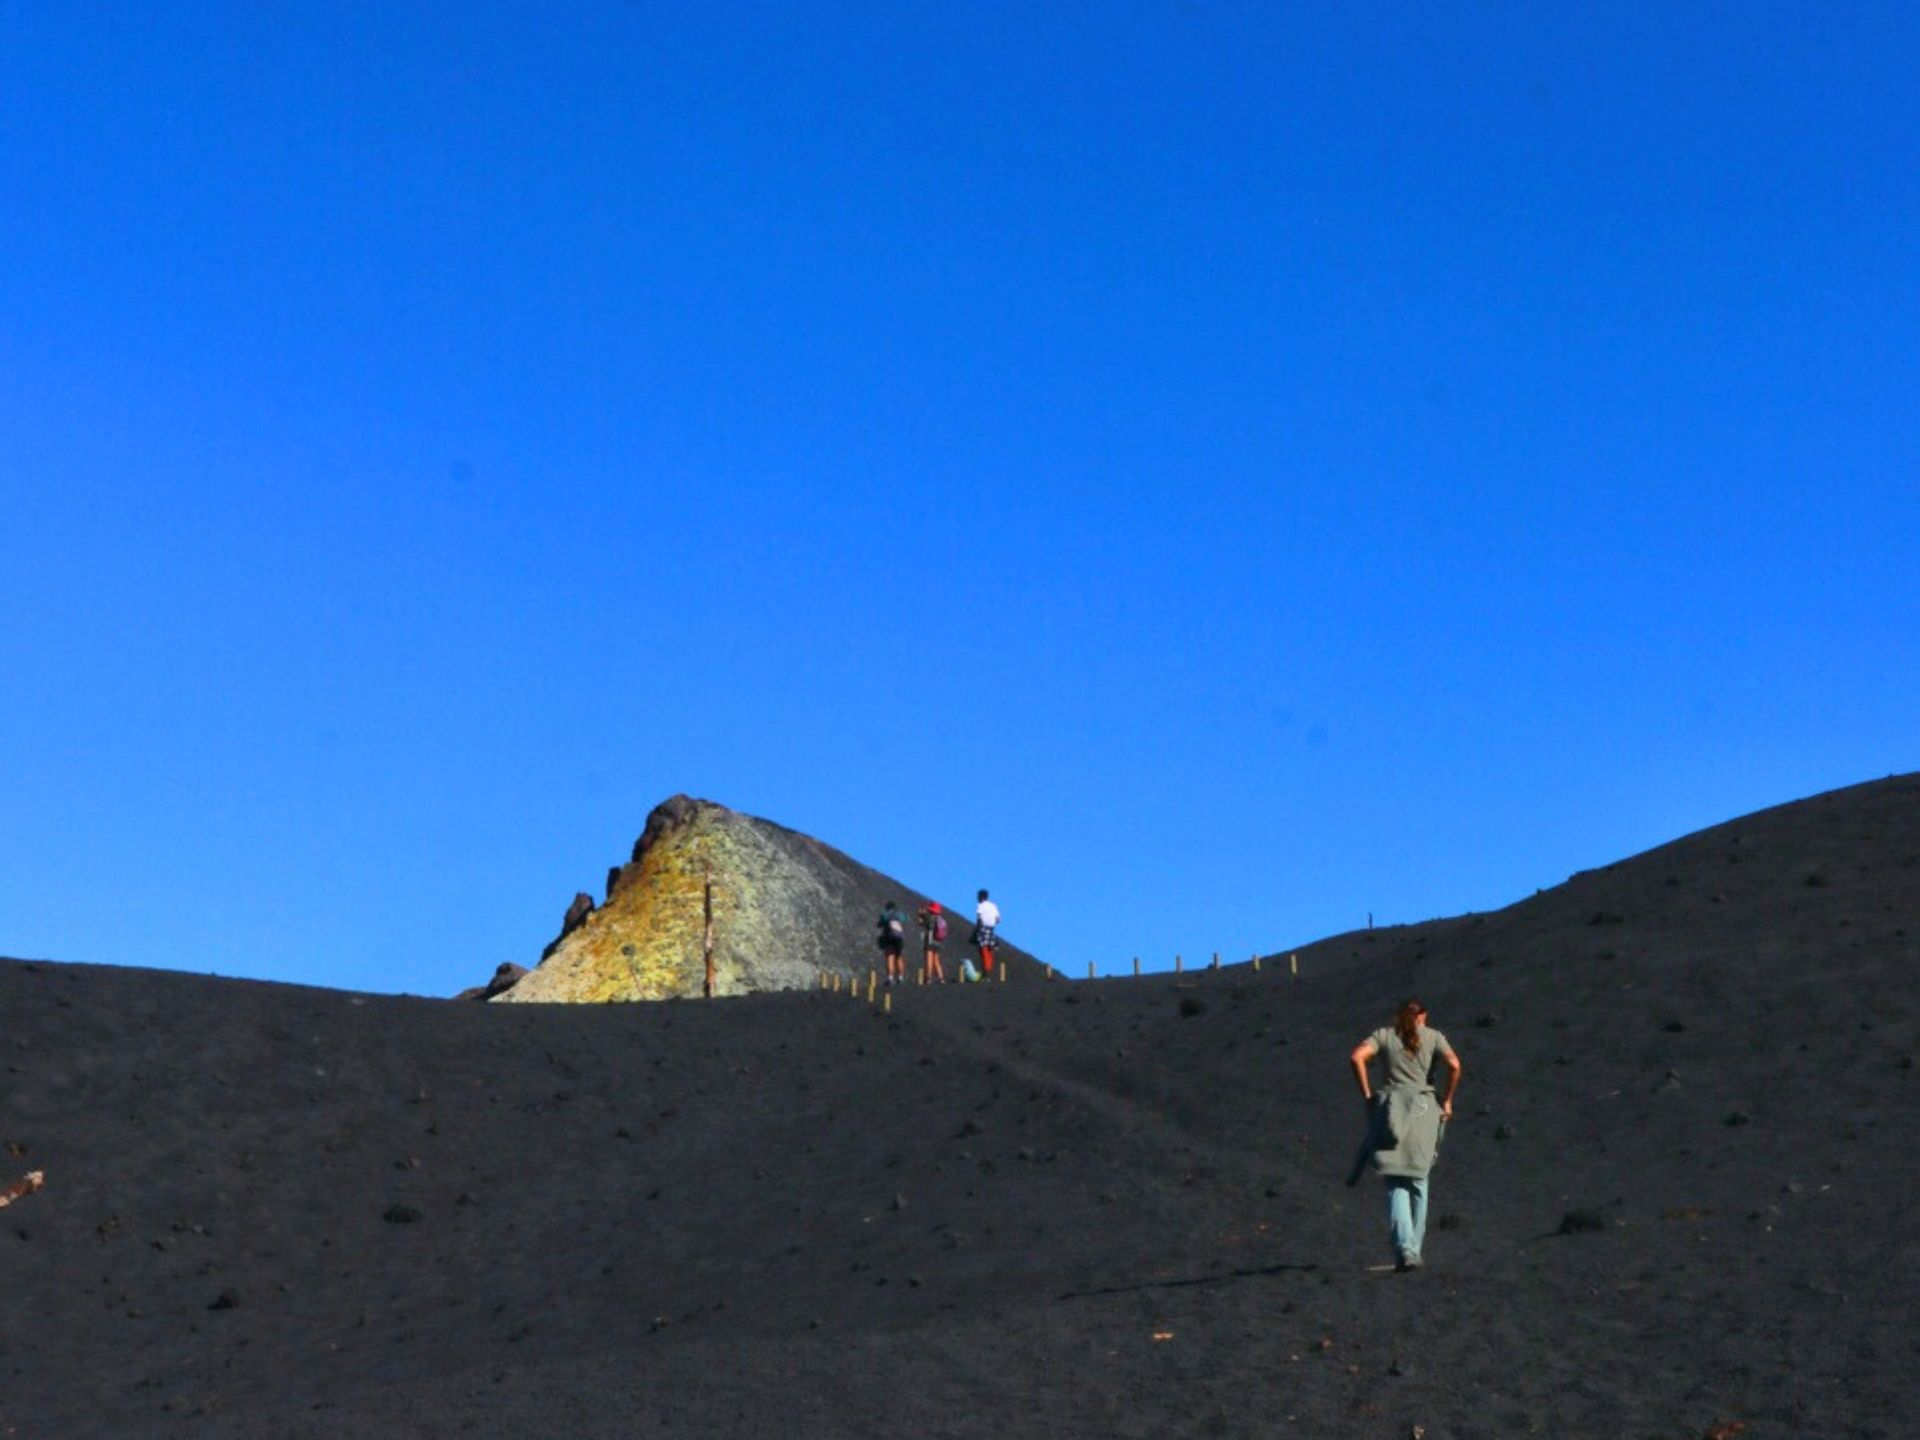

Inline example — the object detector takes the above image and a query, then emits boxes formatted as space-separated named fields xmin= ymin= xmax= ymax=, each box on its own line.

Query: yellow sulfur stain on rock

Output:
xmin=499 ymin=796 xmax=877 ymax=1003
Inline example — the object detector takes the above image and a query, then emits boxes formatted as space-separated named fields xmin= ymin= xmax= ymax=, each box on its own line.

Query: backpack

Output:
xmin=933 ymin=913 xmax=948 ymax=943
xmin=885 ymin=914 xmax=905 ymax=939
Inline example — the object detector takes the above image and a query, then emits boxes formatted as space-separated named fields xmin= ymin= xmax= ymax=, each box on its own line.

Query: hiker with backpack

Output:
xmin=917 ymin=901 xmax=948 ymax=983
xmin=877 ymin=902 xmax=908 ymax=985
xmin=972 ymin=889 xmax=1000 ymax=976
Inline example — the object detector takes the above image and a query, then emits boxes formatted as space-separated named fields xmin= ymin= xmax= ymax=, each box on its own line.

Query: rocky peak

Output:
xmin=491 ymin=796 xmax=1032 ymax=1003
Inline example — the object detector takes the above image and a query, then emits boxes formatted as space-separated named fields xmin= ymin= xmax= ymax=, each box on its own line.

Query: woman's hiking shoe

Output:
xmin=1394 ymin=1254 xmax=1423 ymax=1272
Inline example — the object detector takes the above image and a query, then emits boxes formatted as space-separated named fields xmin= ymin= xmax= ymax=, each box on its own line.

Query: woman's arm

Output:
xmin=1348 ymin=1040 xmax=1378 ymax=1103
xmin=1439 ymin=1049 xmax=1462 ymax=1118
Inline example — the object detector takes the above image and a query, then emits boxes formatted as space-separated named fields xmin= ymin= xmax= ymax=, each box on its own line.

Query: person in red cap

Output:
xmin=916 ymin=901 xmax=948 ymax=983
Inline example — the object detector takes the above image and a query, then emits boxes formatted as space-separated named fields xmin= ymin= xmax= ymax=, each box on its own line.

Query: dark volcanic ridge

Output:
xmin=1 ymin=772 xmax=1916 ymax=1438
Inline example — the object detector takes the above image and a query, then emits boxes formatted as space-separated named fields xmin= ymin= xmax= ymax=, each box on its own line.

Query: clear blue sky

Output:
xmin=4 ymin=3 xmax=1915 ymax=995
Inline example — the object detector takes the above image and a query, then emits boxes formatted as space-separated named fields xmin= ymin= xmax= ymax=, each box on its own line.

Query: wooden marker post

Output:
xmin=867 ymin=972 xmax=876 ymax=1004
xmin=883 ymin=991 xmax=891 ymax=1014
xmin=1175 ymin=954 xmax=1183 ymax=974
xmin=702 ymin=878 xmax=716 ymax=999
xmin=1133 ymin=957 xmax=1140 ymax=977
xmin=1253 ymin=955 xmax=1261 ymax=973
xmin=1290 ymin=952 xmax=1298 ymax=979
xmin=998 ymin=961 xmax=1006 ymax=983
xmin=1087 ymin=961 xmax=1095 ymax=981
xmin=1211 ymin=951 xmax=1219 ymax=970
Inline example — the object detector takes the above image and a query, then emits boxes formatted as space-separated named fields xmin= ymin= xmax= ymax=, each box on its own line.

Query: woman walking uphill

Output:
xmin=1348 ymin=1000 xmax=1462 ymax=1272
xmin=917 ymin=902 xmax=948 ymax=984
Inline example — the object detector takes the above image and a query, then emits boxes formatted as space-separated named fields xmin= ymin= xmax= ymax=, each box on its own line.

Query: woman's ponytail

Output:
xmin=1394 ymin=999 xmax=1426 ymax=1055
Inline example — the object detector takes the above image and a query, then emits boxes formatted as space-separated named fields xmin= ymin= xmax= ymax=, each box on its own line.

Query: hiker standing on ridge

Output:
xmin=878 ymin=901 xmax=908 ymax=986
xmin=973 ymin=889 xmax=1000 ymax=975
xmin=918 ymin=901 xmax=948 ymax=983
xmin=1347 ymin=999 xmax=1462 ymax=1272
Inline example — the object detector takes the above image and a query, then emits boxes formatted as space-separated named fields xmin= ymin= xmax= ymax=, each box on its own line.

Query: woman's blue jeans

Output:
xmin=1385 ymin=1176 xmax=1429 ymax=1260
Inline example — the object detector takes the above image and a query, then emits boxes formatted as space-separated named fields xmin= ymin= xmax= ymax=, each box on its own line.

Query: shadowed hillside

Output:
xmin=0 ymin=774 xmax=1914 ymax=1438
xmin=496 ymin=795 xmax=1038 ymax=1002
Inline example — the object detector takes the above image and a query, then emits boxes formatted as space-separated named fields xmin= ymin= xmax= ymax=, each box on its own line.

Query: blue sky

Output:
xmin=3 ymin=3 xmax=1915 ymax=995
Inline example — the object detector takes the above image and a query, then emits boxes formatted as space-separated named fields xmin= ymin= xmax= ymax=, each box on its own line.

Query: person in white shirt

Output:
xmin=973 ymin=889 xmax=1001 ymax=975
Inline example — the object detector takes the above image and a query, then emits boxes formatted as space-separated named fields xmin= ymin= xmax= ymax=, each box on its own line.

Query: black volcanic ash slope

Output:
xmin=0 ymin=773 xmax=1914 ymax=1439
